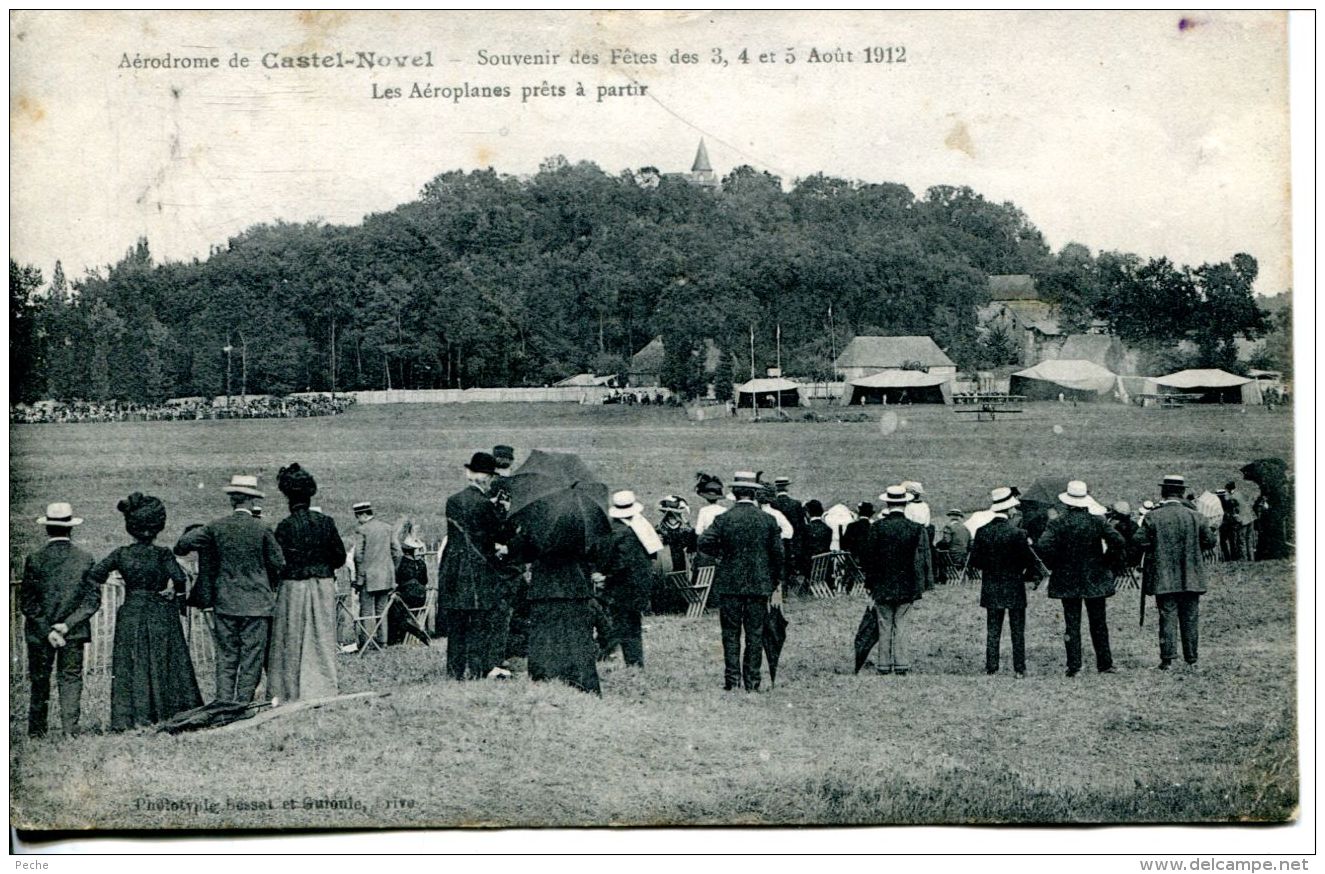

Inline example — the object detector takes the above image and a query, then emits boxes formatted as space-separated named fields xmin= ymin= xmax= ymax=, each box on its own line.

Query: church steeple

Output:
xmin=688 ymin=138 xmax=718 ymax=188
xmin=691 ymin=138 xmax=713 ymax=173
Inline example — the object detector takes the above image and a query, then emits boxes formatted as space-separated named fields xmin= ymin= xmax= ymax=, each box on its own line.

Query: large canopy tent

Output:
xmin=1154 ymin=369 xmax=1263 ymax=405
xmin=735 ymin=377 xmax=803 ymax=409
xmin=1009 ymin=359 xmax=1119 ymax=402
xmin=844 ymin=370 xmax=952 ymax=405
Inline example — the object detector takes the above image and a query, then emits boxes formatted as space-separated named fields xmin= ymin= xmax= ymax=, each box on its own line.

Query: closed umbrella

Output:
xmin=853 ymin=605 xmax=879 ymax=673
xmin=763 ymin=604 xmax=789 ymax=687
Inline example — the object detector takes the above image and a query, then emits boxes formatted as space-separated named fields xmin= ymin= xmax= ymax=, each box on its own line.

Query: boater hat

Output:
xmin=609 ymin=490 xmax=644 ymax=519
xmin=774 ymin=476 xmax=791 ymax=488
xmin=352 ymin=501 xmax=373 ymax=515
xmin=990 ymin=487 xmax=1019 ymax=513
xmin=947 ymin=507 xmax=966 ymax=518
xmin=223 ymin=474 xmax=264 ymax=498
xmin=1059 ymin=480 xmax=1092 ymax=508
xmin=730 ymin=471 xmax=761 ymax=494
xmin=37 ymin=502 xmax=82 ymax=527
xmin=1161 ymin=474 xmax=1186 ymax=490
xmin=880 ymin=485 xmax=911 ymax=505
xmin=464 ymin=452 xmax=499 ymax=475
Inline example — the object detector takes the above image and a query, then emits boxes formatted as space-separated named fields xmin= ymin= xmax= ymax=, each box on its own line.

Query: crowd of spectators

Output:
xmin=10 ymin=395 xmax=356 ymax=424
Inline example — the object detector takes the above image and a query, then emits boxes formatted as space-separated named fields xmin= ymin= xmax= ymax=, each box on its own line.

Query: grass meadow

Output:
xmin=8 ymin=401 xmax=1298 ymax=828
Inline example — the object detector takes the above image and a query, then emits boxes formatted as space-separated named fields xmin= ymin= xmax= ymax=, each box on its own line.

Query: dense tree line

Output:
xmin=9 ymin=157 xmax=1277 ymax=404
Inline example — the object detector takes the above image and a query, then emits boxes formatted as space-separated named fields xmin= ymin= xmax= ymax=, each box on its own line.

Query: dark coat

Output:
xmin=274 ymin=507 xmax=347 ymax=580
xmin=21 ymin=539 xmax=99 ymax=645
xmin=696 ymin=501 xmax=783 ymax=596
xmin=438 ymin=484 xmax=508 ymax=611
xmin=968 ymin=517 xmax=1038 ymax=610
xmin=395 ymin=555 xmax=429 ymax=607
xmin=516 ymin=506 xmax=602 ymax=602
xmin=772 ymin=494 xmax=805 ymax=539
xmin=1134 ymin=500 xmax=1216 ymax=596
xmin=861 ymin=511 xmax=931 ymax=604
xmin=804 ymin=519 xmax=833 ymax=559
xmin=1036 ymin=507 xmax=1124 ymax=600
xmin=841 ymin=518 xmax=872 ymax=564
xmin=174 ymin=511 xmax=285 ymax=617
xmin=601 ymin=520 xmax=654 ymax=612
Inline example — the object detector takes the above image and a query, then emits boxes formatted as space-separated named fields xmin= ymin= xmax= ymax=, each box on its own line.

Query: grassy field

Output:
xmin=8 ymin=401 xmax=1298 ymax=828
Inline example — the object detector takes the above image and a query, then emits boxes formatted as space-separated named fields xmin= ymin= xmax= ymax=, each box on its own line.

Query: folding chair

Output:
xmin=1202 ymin=546 xmax=1220 ymax=566
xmin=1113 ymin=564 xmax=1141 ymax=590
xmin=959 ymin=555 xmax=981 ymax=585
xmin=353 ymin=594 xmax=391 ymax=656
xmin=807 ymin=553 xmax=837 ymax=599
xmin=668 ymin=566 xmax=714 ymax=619
xmin=936 ymin=550 xmax=966 ymax=585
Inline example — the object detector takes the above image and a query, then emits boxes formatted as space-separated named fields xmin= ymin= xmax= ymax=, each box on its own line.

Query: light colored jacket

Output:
xmin=355 ymin=517 xmax=401 ymax=592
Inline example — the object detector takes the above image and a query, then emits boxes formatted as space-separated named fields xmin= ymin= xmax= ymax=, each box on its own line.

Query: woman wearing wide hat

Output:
xmin=596 ymin=491 xmax=662 ymax=666
xmin=87 ymin=493 xmax=203 ymax=730
xmin=270 ymin=464 xmax=347 ymax=701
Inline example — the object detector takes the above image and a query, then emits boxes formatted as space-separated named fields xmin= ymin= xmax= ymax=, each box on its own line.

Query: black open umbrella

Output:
xmin=506 ymin=450 xmax=610 ymax=555
xmin=853 ymin=605 xmax=880 ymax=673
xmin=763 ymin=604 xmax=788 ymax=687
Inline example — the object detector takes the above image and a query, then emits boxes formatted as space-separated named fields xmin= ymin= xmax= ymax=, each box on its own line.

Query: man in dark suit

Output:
xmin=697 ymin=470 xmax=783 ymax=691
xmin=772 ymin=476 xmax=807 ymax=582
xmin=841 ymin=502 xmax=874 ymax=567
xmin=861 ymin=486 xmax=932 ymax=676
xmin=20 ymin=502 xmax=99 ymax=736
xmin=175 ymin=474 xmax=286 ymax=704
xmin=437 ymin=451 xmax=512 ymax=680
xmin=967 ymin=488 xmax=1039 ymax=678
xmin=1134 ymin=474 xmax=1218 ymax=670
xmin=1036 ymin=480 xmax=1125 ymax=677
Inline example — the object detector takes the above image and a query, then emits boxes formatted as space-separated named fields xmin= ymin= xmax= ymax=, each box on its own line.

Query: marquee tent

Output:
xmin=844 ymin=370 xmax=952 ymax=405
xmin=735 ymin=377 xmax=803 ymax=409
xmin=1154 ymin=369 xmax=1263 ymax=405
xmin=1009 ymin=359 xmax=1119 ymax=402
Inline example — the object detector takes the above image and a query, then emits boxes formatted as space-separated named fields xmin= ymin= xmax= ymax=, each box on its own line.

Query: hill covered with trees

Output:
xmin=9 ymin=157 xmax=1276 ymax=403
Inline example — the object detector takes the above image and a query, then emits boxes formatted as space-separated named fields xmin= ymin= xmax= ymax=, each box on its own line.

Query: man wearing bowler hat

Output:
xmin=1134 ymin=475 xmax=1217 ymax=670
xmin=698 ymin=471 xmax=784 ymax=691
xmin=175 ymin=475 xmax=286 ymax=704
xmin=20 ymin=503 xmax=99 ymax=736
xmin=437 ymin=452 xmax=512 ymax=680
xmin=1035 ymin=480 xmax=1125 ymax=677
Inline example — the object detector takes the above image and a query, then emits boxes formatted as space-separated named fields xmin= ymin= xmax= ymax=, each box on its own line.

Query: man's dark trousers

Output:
xmin=1061 ymin=597 xmax=1112 ymax=673
xmin=27 ymin=641 xmax=85 ymax=736
xmin=1157 ymin=592 xmax=1200 ymax=664
xmin=719 ymin=595 xmax=767 ymax=690
xmin=985 ymin=607 xmax=1026 ymax=674
xmin=446 ymin=606 xmax=510 ymax=680
xmin=213 ymin=613 xmax=270 ymax=703
xmin=604 ymin=603 xmax=644 ymax=667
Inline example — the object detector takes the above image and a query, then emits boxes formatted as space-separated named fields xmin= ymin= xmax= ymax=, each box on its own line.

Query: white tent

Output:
xmin=844 ymin=370 xmax=952 ymax=405
xmin=1154 ymin=369 xmax=1263 ymax=405
xmin=1010 ymin=359 xmax=1118 ymax=400
xmin=735 ymin=377 xmax=803 ymax=408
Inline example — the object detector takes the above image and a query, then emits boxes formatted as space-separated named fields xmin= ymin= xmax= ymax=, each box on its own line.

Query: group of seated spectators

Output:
xmin=10 ymin=395 xmax=356 ymax=424
xmin=601 ymin=390 xmax=679 ymax=406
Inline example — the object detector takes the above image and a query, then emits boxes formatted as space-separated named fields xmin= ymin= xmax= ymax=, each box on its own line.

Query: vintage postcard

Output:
xmin=8 ymin=10 xmax=1303 ymax=848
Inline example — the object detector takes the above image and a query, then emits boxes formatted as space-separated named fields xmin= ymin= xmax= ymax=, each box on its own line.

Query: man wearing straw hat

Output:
xmin=20 ymin=502 xmax=99 ymax=736
xmin=437 ymin=452 xmax=511 ymax=680
xmin=175 ymin=475 xmax=286 ymax=704
xmin=697 ymin=471 xmax=784 ymax=691
xmin=1035 ymin=480 xmax=1125 ymax=677
xmin=596 ymin=490 xmax=662 ymax=667
xmin=1134 ymin=474 xmax=1217 ymax=670
xmin=352 ymin=501 xmax=401 ymax=650
xmin=861 ymin=486 xmax=932 ymax=676
xmin=968 ymin=488 xmax=1040 ymax=678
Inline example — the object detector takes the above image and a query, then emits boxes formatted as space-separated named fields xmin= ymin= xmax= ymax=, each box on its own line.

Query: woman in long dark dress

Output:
xmin=88 ymin=493 xmax=202 ymax=731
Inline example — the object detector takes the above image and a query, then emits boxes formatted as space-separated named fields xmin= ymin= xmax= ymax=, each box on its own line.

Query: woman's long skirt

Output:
xmin=110 ymin=592 xmax=203 ymax=731
xmin=268 ymin=577 xmax=339 ymax=702
xmin=527 ymin=599 xmax=601 ymax=695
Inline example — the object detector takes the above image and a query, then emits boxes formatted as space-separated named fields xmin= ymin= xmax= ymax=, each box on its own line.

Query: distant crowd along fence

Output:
xmin=341 ymin=386 xmax=671 ymax=405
